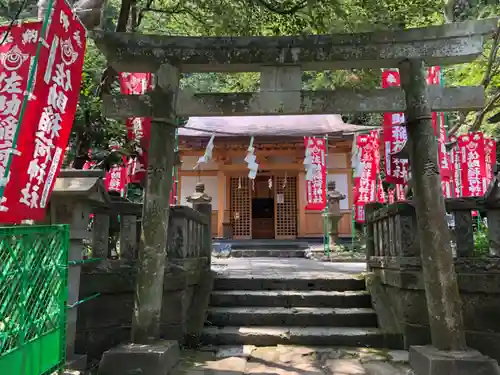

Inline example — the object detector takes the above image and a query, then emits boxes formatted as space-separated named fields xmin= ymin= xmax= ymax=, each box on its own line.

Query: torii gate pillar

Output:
xmin=399 ymin=59 xmax=500 ymax=375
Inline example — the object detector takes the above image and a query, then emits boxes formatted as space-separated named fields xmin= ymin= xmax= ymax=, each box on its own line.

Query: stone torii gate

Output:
xmin=93 ymin=19 xmax=499 ymax=375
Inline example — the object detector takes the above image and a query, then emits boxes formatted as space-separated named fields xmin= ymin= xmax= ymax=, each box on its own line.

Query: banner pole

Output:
xmin=173 ymin=126 xmax=179 ymax=204
xmin=323 ymin=134 xmax=329 ymax=256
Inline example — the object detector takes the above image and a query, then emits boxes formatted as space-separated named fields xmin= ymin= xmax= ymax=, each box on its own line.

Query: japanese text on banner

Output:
xmin=381 ymin=70 xmax=409 ymax=185
xmin=8 ymin=0 xmax=86 ymax=222
xmin=353 ymin=131 xmax=379 ymax=223
xmin=119 ymin=72 xmax=152 ymax=184
xmin=304 ymin=137 xmax=326 ymax=211
xmin=0 ymin=22 xmax=42 ymax=216
xmin=457 ymin=133 xmax=488 ymax=197
xmin=105 ymin=147 xmax=128 ymax=197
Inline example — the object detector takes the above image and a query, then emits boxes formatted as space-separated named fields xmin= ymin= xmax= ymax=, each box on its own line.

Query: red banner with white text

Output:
xmin=0 ymin=22 xmax=42 ymax=218
xmin=119 ymin=72 xmax=152 ymax=184
xmin=353 ymin=131 xmax=379 ymax=223
xmin=485 ymin=137 xmax=497 ymax=187
xmin=382 ymin=67 xmax=451 ymax=197
xmin=0 ymin=1 xmax=86 ymax=223
xmin=448 ymin=135 xmax=461 ymax=197
xmin=304 ymin=137 xmax=327 ymax=211
xmin=381 ymin=70 xmax=409 ymax=185
xmin=457 ymin=132 xmax=489 ymax=197
xmin=105 ymin=147 xmax=128 ymax=196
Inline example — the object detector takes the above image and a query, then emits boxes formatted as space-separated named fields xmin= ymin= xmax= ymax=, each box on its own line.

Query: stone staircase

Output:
xmin=216 ymin=240 xmax=310 ymax=258
xmin=201 ymin=275 xmax=403 ymax=348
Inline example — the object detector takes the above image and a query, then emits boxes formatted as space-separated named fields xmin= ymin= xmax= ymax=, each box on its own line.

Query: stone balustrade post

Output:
xmin=184 ymin=182 xmax=214 ymax=347
xmin=50 ymin=169 xmax=109 ymax=371
xmin=187 ymin=182 xmax=213 ymax=265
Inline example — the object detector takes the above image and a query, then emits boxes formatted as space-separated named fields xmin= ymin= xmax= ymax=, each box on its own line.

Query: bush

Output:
xmin=474 ymin=221 xmax=490 ymax=257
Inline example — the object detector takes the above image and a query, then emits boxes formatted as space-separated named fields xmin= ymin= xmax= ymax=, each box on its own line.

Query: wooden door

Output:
xmin=275 ymin=175 xmax=298 ymax=239
xmin=230 ymin=176 xmax=251 ymax=239
xmin=252 ymin=176 xmax=275 ymax=239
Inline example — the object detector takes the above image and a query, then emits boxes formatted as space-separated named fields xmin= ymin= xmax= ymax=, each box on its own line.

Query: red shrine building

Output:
xmin=176 ymin=115 xmax=366 ymax=240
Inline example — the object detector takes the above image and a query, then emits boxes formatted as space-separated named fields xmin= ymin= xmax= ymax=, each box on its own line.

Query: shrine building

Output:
xmin=177 ymin=115 xmax=367 ymax=240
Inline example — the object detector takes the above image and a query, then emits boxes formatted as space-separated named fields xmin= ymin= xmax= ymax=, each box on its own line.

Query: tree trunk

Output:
xmin=399 ymin=59 xmax=467 ymax=352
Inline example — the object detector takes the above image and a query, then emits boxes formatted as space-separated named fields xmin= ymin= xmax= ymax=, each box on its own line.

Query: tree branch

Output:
xmin=251 ymin=0 xmax=308 ymax=14
xmin=468 ymin=24 xmax=500 ymax=131
xmin=448 ymin=111 xmax=467 ymax=136
xmin=470 ymin=90 xmax=500 ymax=131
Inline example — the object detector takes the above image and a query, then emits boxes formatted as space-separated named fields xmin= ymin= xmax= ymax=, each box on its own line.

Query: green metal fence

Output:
xmin=0 ymin=225 xmax=69 ymax=375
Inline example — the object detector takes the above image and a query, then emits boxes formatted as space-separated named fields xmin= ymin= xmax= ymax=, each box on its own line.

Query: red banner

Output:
xmin=448 ymin=135 xmax=461 ymax=197
xmin=353 ymin=131 xmax=379 ymax=223
xmin=0 ymin=22 xmax=42 ymax=218
xmin=354 ymin=203 xmax=365 ymax=223
xmin=169 ymin=174 xmax=177 ymax=205
xmin=119 ymin=73 xmax=152 ymax=184
xmin=382 ymin=70 xmax=409 ymax=185
xmin=0 ymin=1 xmax=86 ymax=223
xmin=304 ymin=137 xmax=327 ymax=210
xmin=382 ymin=67 xmax=452 ymax=196
xmin=376 ymin=178 xmax=386 ymax=203
xmin=105 ymin=162 xmax=128 ymax=196
xmin=457 ymin=132 xmax=488 ymax=197
xmin=395 ymin=184 xmax=406 ymax=201
xmin=388 ymin=188 xmax=395 ymax=204
xmin=485 ymin=137 xmax=497 ymax=187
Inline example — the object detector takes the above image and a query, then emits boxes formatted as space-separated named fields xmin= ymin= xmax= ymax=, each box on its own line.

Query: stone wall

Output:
xmin=75 ymin=204 xmax=214 ymax=360
xmin=365 ymin=199 xmax=500 ymax=362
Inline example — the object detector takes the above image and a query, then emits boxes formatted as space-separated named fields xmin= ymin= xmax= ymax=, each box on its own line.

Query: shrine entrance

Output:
xmin=229 ymin=173 xmax=298 ymax=240
xmin=251 ymin=175 xmax=275 ymax=239
xmin=274 ymin=174 xmax=298 ymax=240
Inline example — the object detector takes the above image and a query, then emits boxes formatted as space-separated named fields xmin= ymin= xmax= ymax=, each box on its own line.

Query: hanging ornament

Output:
xmin=194 ymin=134 xmax=216 ymax=169
xmin=304 ymin=141 xmax=313 ymax=181
xmin=268 ymin=177 xmax=273 ymax=190
xmin=238 ymin=177 xmax=242 ymax=189
xmin=283 ymin=172 xmax=287 ymax=189
xmin=252 ymin=179 xmax=255 ymax=191
xmin=245 ymin=136 xmax=259 ymax=179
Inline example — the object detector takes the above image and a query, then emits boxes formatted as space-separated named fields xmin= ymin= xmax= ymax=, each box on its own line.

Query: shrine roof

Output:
xmin=178 ymin=115 xmax=370 ymax=137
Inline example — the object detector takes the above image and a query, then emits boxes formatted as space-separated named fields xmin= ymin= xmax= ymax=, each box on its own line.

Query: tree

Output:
xmin=25 ymin=0 xmax=497 ymax=169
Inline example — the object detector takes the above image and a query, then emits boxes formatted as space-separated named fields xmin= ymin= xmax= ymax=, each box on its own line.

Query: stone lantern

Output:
xmin=326 ymin=180 xmax=346 ymax=251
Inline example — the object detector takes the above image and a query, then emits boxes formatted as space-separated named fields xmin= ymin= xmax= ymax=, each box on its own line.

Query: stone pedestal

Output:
xmin=185 ymin=182 xmax=214 ymax=347
xmin=98 ymin=341 xmax=180 ymax=375
xmin=326 ymin=181 xmax=346 ymax=252
xmin=410 ymin=346 xmax=500 ymax=375
xmin=51 ymin=169 xmax=110 ymax=369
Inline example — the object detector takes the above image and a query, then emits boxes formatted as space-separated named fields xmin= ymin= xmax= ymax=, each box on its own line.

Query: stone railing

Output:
xmin=75 ymin=184 xmax=214 ymax=360
xmin=365 ymin=195 xmax=500 ymax=362
xmin=90 ymin=201 xmax=211 ymax=262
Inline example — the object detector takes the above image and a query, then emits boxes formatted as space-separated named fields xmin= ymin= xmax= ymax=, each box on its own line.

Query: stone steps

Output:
xmin=207 ymin=306 xmax=378 ymax=327
xmin=201 ymin=326 xmax=402 ymax=347
xmin=203 ymin=274 xmax=403 ymax=349
xmin=210 ymin=290 xmax=372 ymax=308
xmin=230 ymin=249 xmax=306 ymax=258
xmin=214 ymin=277 xmax=366 ymax=291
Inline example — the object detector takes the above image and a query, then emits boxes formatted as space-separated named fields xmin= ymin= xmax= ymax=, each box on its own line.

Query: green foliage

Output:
xmin=10 ymin=0 xmax=498 ymax=166
xmin=474 ymin=221 xmax=490 ymax=257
